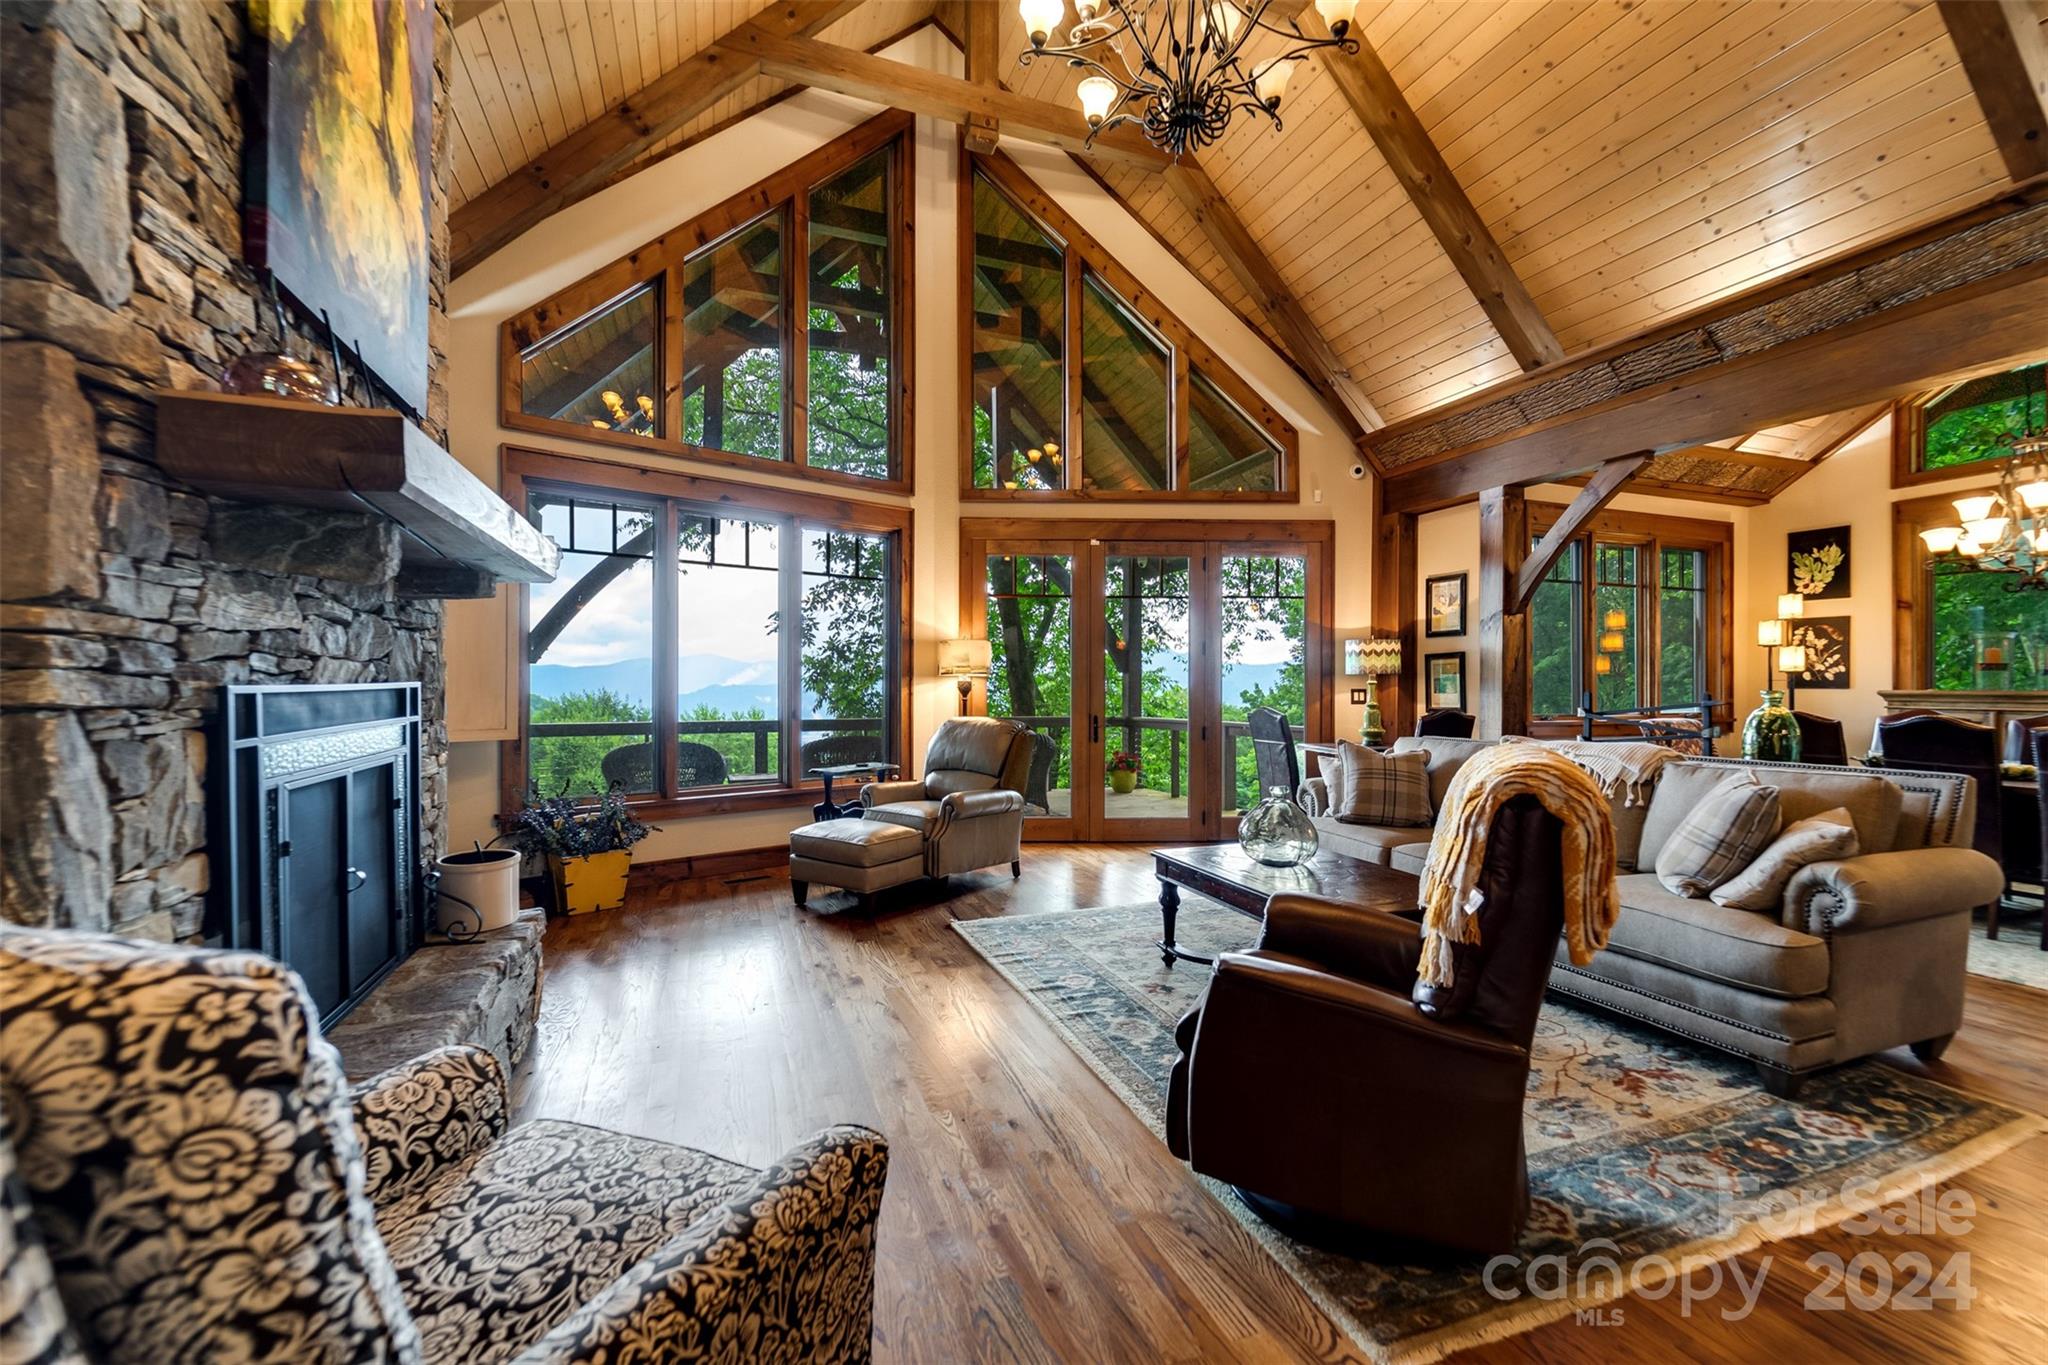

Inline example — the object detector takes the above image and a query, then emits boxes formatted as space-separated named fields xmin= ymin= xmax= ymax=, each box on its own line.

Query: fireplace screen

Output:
xmin=215 ymin=683 xmax=422 ymax=1025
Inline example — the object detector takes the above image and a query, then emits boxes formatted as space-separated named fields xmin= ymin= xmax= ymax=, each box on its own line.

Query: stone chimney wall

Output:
xmin=0 ymin=1 xmax=454 ymax=942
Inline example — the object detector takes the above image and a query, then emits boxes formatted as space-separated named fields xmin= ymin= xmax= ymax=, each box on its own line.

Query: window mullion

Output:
xmin=653 ymin=499 xmax=681 ymax=798
xmin=789 ymin=199 xmax=810 ymax=469
xmin=781 ymin=516 xmax=803 ymax=787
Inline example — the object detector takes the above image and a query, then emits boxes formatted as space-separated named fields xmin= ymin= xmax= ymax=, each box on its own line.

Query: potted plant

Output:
xmin=507 ymin=785 xmax=654 ymax=916
xmin=1107 ymin=749 xmax=1140 ymax=796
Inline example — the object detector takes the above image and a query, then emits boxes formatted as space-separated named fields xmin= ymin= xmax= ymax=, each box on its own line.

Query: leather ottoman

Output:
xmin=789 ymin=818 xmax=925 ymax=908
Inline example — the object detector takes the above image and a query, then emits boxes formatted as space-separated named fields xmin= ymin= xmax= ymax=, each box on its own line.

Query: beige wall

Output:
xmin=441 ymin=29 xmax=1372 ymax=862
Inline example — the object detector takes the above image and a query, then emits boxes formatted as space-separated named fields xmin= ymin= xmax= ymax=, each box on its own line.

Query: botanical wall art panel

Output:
xmin=1791 ymin=617 xmax=1851 ymax=690
xmin=245 ymin=0 xmax=434 ymax=415
xmin=1787 ymin=525 xmax=1851 ymax=601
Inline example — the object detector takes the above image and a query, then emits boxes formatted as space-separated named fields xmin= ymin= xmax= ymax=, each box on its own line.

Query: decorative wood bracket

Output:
xmin=1512 ymin=453 xmax=1649 ymax=612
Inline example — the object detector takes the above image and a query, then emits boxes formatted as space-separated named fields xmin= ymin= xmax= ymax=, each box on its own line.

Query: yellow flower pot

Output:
xmin=550 ymin=849 xmax=632 ymax=915
xmin=1110 ymin=770 xmax=1137 ymax=796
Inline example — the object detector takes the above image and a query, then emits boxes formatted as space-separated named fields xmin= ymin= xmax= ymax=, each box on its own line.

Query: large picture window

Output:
xmin=504 ymin=114 xmax=913 ymax=492
xmin=506 ymin=450 xmax=910 ymax=817
xmin=1893 ymin=361 xmax=2048 ymax=486
xmin=1526 ymin=505 xmax=1731 ymax=721
xmin=962 ymin=154 xmax=1297 ymax=501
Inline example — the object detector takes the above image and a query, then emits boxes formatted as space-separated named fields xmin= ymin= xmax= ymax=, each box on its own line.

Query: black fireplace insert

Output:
xmin=213 ymin=683 xmax=422 ymax=1026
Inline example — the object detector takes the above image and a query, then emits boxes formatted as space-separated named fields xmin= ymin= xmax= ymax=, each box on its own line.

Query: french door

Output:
xmin=966 ymin=522 xmax=1329 ymax=843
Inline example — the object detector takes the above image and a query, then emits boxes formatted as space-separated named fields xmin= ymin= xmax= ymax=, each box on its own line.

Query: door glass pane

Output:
xmin=970 ymin=172 xmax=1065 ymax=490
xmin=1079 ymin=275 xmax=1172 ymax=493
xmin=807 ymin=149 xmax=892 ymax=479
xmin=1222 ymin=554 xmax=1306 ymax=817
xmin=799 ymin=529 xmax=890 ymax=770
xmin=683 ymin=212 xmax=784 ymax=461
xmin=520 ymin=284 xmax=659 ymax=438
xmin=1103 ymin=554 xmax=1190 ymax=819
xmin=1658 ymin=548 xmax=1707 ymax=705
xmin=677 ymin=514 xmax=782 ymax=786
xmin=1530 ymin=540 xmax=1581 ymax=718
xmin=527 ymin=492 xmax=658 ymax=796
xmin=1593 ymin=544 xmax=1640 ymax=711
xmin=987 ymin=555 xmax=1073 ymax=818
xmin=1189 ymin=369 xmax=1280 ymax=493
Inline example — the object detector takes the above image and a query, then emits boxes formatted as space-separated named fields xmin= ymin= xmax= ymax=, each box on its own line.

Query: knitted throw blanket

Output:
xmin=1416 ymin=744 xmax=1621 ymax=991
xmin=1502 ymin=735 xmax=1676 ymax=806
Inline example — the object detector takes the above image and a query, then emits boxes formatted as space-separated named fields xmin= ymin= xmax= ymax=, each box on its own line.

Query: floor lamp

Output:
xmin=938 ymin=639 xmax=991 ymax=717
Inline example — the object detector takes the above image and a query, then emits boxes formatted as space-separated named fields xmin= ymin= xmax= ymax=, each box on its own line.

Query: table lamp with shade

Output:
xmin=1358 ymin=636 xmax=1402 ymax=745
xmin=937 ymin=639 xmax=992 ymax=716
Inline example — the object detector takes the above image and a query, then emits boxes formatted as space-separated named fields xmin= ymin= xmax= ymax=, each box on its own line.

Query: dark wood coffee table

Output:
xmin=1152 ymin=844 xmax=1420 ymax=966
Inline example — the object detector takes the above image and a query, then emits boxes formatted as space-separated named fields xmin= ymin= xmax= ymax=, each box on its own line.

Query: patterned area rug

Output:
xmin=955 ymin=897 xmax=2046 ymax=1364
xmin=1970 ymin=918 xmax=2048 ymax=992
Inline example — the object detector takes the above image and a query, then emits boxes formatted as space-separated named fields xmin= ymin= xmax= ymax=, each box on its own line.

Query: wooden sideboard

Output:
xmin=1877 ymin=690 xmax=2048 ymax=737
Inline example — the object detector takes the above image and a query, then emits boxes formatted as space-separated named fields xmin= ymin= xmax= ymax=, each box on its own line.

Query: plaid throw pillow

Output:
xmin=1655 ymin=775 xmax=1782 ymax=898
xmin=1711 ymin=807 xmax=1859 ymax=910
xmin=1332 ymin=741 xmax=1432 ymax=827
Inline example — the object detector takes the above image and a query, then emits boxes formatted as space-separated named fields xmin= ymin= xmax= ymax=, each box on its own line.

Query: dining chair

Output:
xmin=2006 ymin=713 xmax=2048 ymax=763
xmin=1792 ymin=712 xmax=1848 ymax=765
xmin=1877 ymin=713 xmax=2005 ymax=935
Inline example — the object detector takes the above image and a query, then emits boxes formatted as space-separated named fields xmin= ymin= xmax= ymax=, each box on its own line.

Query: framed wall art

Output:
xmin=1425 ymin=572 xmax=1467 ymax=637
xmin=1787 ymin=526 xmax=1850 ymax=601
xmin=1425 ymin=652 xmax=1466 ymax=711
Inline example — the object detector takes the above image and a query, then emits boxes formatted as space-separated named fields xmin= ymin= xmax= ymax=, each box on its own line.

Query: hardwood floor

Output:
xmin=513 ymin=845 xmax=2048 ymax=1364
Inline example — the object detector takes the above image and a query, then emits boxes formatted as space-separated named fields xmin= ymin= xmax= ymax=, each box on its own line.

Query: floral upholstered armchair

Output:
xmin=0 ymin=928 xmax=889 ymax=1365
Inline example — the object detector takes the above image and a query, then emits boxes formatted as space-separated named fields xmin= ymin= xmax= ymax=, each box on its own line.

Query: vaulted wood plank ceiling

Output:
xmin=449 ymin=0 xmax=2040 ymax=504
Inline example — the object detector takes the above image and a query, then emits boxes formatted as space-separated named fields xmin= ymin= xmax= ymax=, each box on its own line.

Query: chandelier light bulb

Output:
xmin=1254 ymin=57 xmax=1298 ymax=110
xmin=1019 ymin=0 xmax=1064 ymax=48
xmin=1952 ymin=494 xmax=1998 ymax=522
xmin=1920 ymin=526 xmax=1963 ymax=554
xmin=1076 ymin=75 xmax=1118 ymax=126
xmin=1313 ymin=0 xmax=1359 ymax=37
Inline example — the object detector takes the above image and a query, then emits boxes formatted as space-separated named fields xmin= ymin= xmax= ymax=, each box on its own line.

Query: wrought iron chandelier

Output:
xmin=1918 ymin=367 xmax=2048 ymax=592
xmin=1017 ymin=0 xmax=1362 ymax=158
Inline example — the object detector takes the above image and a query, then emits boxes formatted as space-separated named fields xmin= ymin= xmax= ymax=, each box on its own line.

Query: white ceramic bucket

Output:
xmin=434 ymin=848 xmax=522 ymax=934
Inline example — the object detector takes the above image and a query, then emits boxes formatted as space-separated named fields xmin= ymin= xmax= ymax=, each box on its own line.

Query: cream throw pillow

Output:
xmin=1331 ymin=741 xmax=1433 ymax=827
xmin=1710 ymin=807 xmax=1860 ymax=910
xmin=1654 ymin=777 xmax=1782 ymax=898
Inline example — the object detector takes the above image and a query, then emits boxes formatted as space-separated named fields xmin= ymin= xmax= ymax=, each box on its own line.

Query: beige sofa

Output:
xmin=1301 ymin=744 xmax=2003 ymax=1097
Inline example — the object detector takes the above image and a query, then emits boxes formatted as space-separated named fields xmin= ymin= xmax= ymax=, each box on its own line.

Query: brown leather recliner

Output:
xmin=1166 ymin=796 xmax=1565 ymax=1258
xmin=861 ymin=716 xmax=1033 ymax=879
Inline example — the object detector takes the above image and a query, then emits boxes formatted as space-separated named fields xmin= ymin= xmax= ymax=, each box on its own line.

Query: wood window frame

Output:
xmin=959 ymin=147 xmax=1300 ymax=504
xmin=1890 ymin=361 xmax=2048 ymax=489
xmin=501 ymin=112 xmax=916 ymax=495
xmin=1526 ymin=502 xmax=1734 ymax=729
xmin=500 ymin=445 xmax=913 ymax=822
xmin=1890 ymin=481 xmax=2013 ymax=690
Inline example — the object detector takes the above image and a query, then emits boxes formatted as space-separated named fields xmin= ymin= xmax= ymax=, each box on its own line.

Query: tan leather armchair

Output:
xmin=862 ymin=716 xmax=1032 ymax=879
xmin=1166 ymin=796 xmax=1566 ymax=1257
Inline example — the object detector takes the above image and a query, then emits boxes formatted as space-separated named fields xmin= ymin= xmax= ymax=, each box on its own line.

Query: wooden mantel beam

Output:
xmin=714 ymin=28 xmax=1171 ymax=170
xmin=1939 ymin=0 xmax=2048 ymax=183
xmin=1297 ymin=11 xmax=1564 ymax=371
xmin=450 ymin=1 xmax=861 ymax=275
xmin=1513 ymin=454 xmax=1648 ymax=612
xmin=1159 ymin=159 xmax=1384 ymax=442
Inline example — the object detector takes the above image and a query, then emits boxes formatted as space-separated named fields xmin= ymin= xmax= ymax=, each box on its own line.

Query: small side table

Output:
xmin=808 ymin=762 xmax=900 ymax=820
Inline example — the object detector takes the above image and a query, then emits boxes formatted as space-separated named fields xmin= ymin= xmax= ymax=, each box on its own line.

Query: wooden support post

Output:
xmin=1477 ymin=486 xmax=1529 ymax=740
xmin=964 ymin=0 xmax=1001 ymax=154
xmin=1371 ymin=500 xmax=1418 ymax=740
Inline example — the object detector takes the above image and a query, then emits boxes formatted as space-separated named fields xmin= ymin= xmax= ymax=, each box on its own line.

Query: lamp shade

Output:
xmin=1019 ymin=0 xmax=1064 ymax=45
xmin=1594 ymin=654 xmax=1612 ymax=676
xmin=1076 ymin=75 xmax=1118 ymax=125
xmin=1602 ymin=608 xmax=1627 ymax=631
xmin=1952 ymin=494 xmax=1998 ymax=523
xmin=1598 ymin=630 xmax=1626 ymax=654
xmin=1360 ymin=637 xmax=1402 ymax=675
xmin=1777 ymin=593 xmax=1804 ymax=619
xmin=937 ymin=638 xmax=992 ymax=677
xmin=1777 ymin=644 xmax=1807 ymax=675
xmin=1757 ymin=619 xmax=1785 ymax=647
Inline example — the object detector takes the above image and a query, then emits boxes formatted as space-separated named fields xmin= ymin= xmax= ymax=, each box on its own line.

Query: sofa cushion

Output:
xmin=1389 ymin=735 xmax=1492 ymax=811
xmin=1330 ymin=742 xmax=1431 ymax=826
xmin=378 ymin=1118 xmax=757 ymax=1365
xmin=1763 ymin=768 xmax=1904 ymax=855
xmin=1390 ymin=842 xmax=1431 ymax=877
xmin=1655 ymin=778 xmax=1781 ymax=898
xmin=1640 ymin=763 xmax=1757 ymax=867
xmin=792 ymin=817 xmax=924 ymax=865
xmin=1308 ymin=816 xmax=1422 ymax=866
xmin=1711 ymin=808 xmax=1860 ymax=911
xmin=1608 ymin=874 xmax=1831 ymax=998
xmin=923 ymin=716 xmax=1029 ymax=792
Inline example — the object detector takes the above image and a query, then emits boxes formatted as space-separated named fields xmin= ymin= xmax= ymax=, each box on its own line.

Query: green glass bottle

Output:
xmin=1742 ymin=688 xmax=1802 ymax=762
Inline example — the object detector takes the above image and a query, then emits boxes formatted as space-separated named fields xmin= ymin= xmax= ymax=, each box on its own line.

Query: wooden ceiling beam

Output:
xmin=963 ymin=0 xmax=1001 ymax=155
xmin=450 ymin=0 xmax=863 ymax=276
xmin=452 ymin=0 xmax=502 ymax=28
xmin=1296 ymin=11 xmax=1564 ymax=372
xmin=1382 ymin=261 xmax=2048 ymax=514
xmin=1659 ymin=445 xmax=1813 ymax=476
xmin=1514 ymin=454 xmax=1648 ymax=612
xmin=1159 ymin=159 xmax=1384 ymax=443
xmin=714 ymin=28 xmax=1171 ymax=170
xmin=1939 ymin=0 xmax=2048 ymax=183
